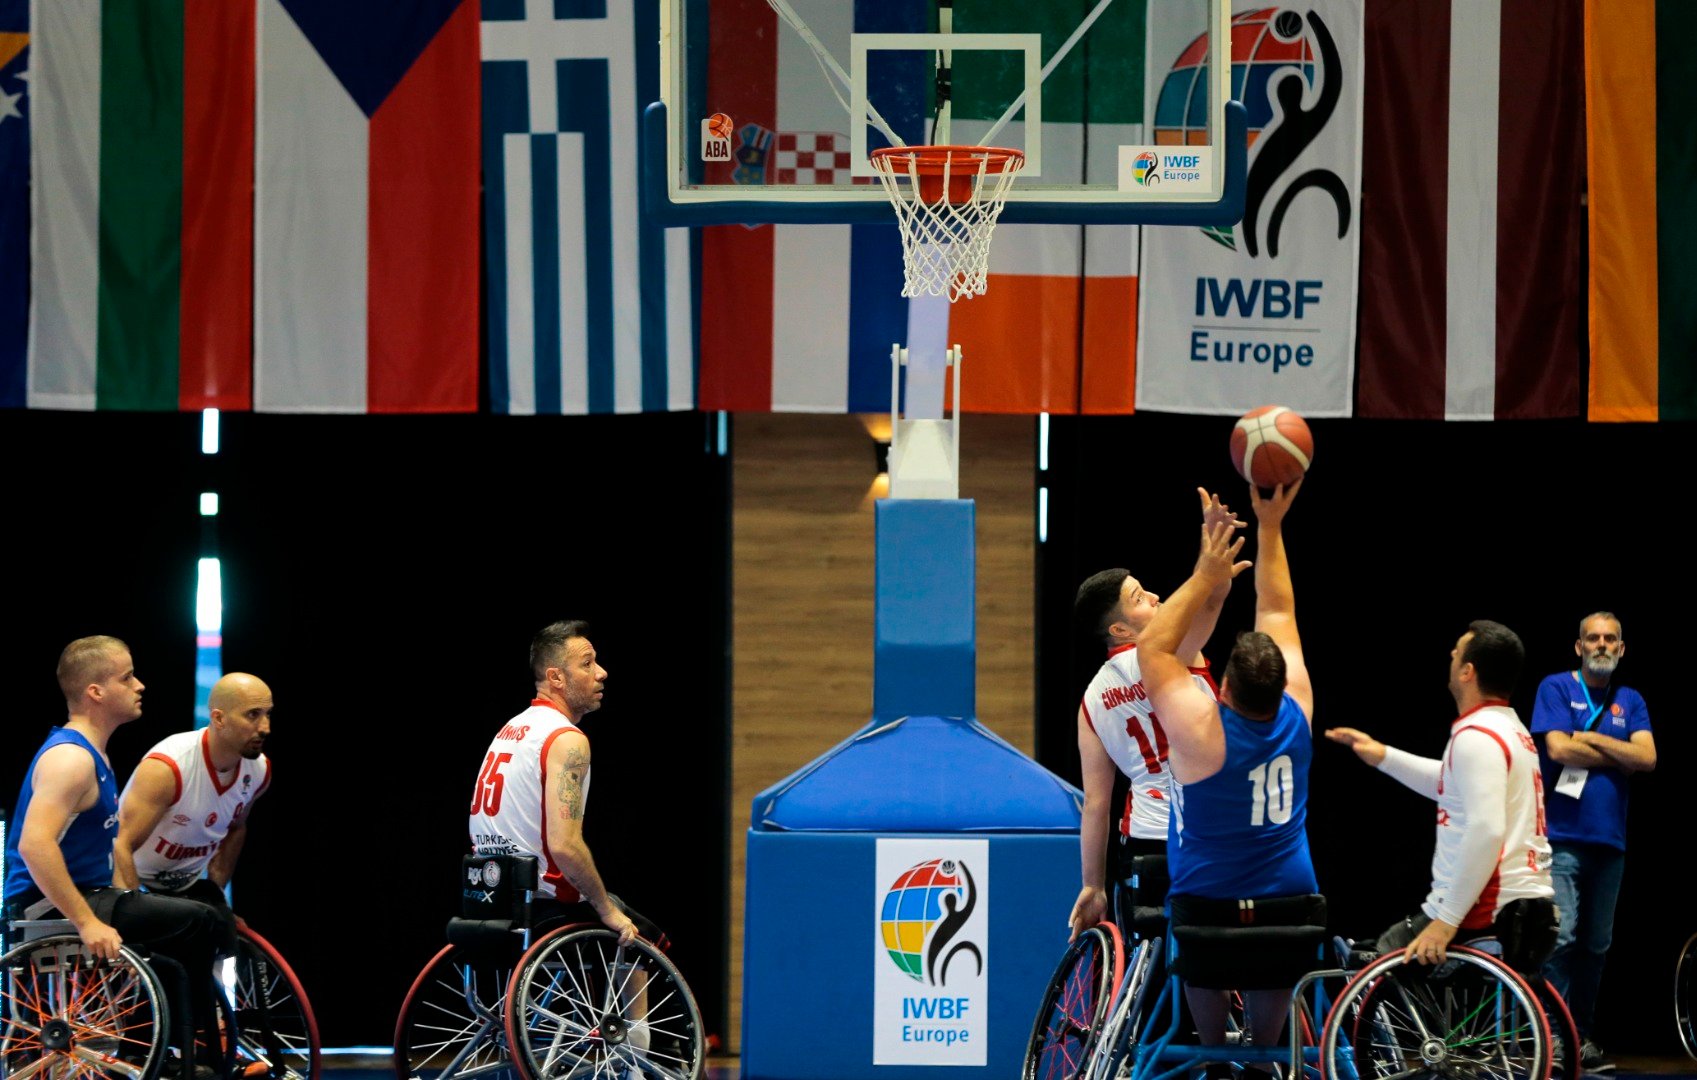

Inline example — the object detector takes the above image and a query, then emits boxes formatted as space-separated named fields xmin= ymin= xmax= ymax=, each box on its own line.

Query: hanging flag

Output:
xmin=254 ymin=0 xmax=478 ymax=413
xmin=481 ymin=0 xmax=694 ymax=415
xmin=24 ymin=0 xmax=253 ymax=412
xmin=1135 ymin=2 xmax=1364 ymax=420
xmin=1355 ymin=0 xmax=1582 ymax=420
xmin=696 ymin=0 xmax=1144 ymax=415
xmin=0 ymin=0 xmax=25 ymax=409
xmin=1586 ymin=0 xmax=1697 ymax=421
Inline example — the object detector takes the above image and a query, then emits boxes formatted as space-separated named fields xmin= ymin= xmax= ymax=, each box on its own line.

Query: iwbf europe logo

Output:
xmin=873 ymin=840 xmax=989 ymax=1066
xmin=1136 ymin=1 xmax=1364 ymax=420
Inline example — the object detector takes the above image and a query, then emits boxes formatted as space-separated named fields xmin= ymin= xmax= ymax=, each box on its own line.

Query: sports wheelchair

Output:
xmin=1028 ymin=859 xmax=1574 ymax=1080
xmin=392 ymin=855 xmax=705 ymax=1080
xmin=1 ymin=909 xmax=319 ymax=1080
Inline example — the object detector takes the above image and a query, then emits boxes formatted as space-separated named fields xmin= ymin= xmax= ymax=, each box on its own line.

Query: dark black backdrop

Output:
xmin=3 ymin=406 xmax=1692 ymax=1053
xmin=0 ymin=409 xmax=732 ymax=1048
xmin=1036 ymin=412 xmax=1694 ymax=1055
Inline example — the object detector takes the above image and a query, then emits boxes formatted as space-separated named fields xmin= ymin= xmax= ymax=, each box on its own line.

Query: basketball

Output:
xmin=706 ymin=112 xmax=733 ymax=140
xmin=1230 ymin=405 xmax=1313 ymax=489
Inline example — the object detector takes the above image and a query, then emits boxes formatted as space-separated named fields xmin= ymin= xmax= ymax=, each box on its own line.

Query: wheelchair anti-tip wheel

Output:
xmin=394 ymin=944 xmax=521 ymax=1080
xmin=504 ymin=927 xmax=705 ymax=1080
xmin=1322 ymin=945 xmax=1551 ymax=1080
xmin=0 ymin=933 xmax=171 ymax=1080
xmin=1023 ymin=924 xmax=1123 ymax=1080
xmin=229 ymin=926 xmax=321 ymax=1080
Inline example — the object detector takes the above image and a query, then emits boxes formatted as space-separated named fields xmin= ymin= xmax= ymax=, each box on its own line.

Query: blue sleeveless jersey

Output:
xmin=1168 ymin=693 xmax=1317 ymax=899
xmin=4 ymin=728 xmax=119 ymax=901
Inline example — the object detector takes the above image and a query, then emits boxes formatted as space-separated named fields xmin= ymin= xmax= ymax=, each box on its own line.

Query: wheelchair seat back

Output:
xmin=447 ymin=853 xmax=539 ymax=952
xmin=1168 ymin=892 xmax=1328 ymax=989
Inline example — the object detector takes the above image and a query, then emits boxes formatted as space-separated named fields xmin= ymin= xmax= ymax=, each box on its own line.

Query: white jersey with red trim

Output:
xmin=124 ymin=729 xmax=270 ymax=893
xmin=468 ymin=699 xmax=590 ymax=902
xmin=1426 ymin=704 xmax=1553 ymax=929
xmin=1080 ymin=644 xmax=1217 ymax=841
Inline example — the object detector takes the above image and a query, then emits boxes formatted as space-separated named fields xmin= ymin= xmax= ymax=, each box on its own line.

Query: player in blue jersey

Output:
xmin=4 ymin=636 xmax=233 ymax=1077
xmin=1138 ymin=480 xmax=1317 ymax=1065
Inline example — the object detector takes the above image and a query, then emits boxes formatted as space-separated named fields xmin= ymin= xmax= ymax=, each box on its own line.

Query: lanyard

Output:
xmin=1576 ymin=675 xmax=1612 ymax=732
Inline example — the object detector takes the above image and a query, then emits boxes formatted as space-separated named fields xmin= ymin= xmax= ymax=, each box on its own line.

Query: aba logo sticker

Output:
xmin=1155 ymin=8 xmax=1351 ymax=255
xmin=1132 ymin=151 xmax=1160 ymax=186
xmin=879 ymin=859 xmax=983 ymax=986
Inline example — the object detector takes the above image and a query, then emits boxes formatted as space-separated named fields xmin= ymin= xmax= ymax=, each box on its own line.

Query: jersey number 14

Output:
xmin=1247 ymin=754 xmax=1295 ymax=826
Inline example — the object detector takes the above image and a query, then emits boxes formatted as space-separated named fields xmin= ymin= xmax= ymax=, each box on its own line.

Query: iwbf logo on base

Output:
xmin=1136 ymin=3 xmax=1364 ymax=419
xmin=873 ymin=839 xmax=989 ymax=1066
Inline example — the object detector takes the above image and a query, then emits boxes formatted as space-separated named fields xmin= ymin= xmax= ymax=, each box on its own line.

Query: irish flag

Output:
xmin=27 ymin=0 xmax=254 ymax=411
xmin=1585 ymin=0 xmax=1697 ymax=421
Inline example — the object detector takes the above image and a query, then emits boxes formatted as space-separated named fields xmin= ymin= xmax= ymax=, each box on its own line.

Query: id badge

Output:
xmin=1555 ymin=766 xmax=1588 ymax=798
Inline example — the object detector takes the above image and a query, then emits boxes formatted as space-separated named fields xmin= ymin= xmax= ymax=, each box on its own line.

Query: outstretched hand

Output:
xmin=1199 ymin=487 xmax=1246 ymax=534
xmin=1250 ymin=477 xmax=1303 ymax=526
xmin=1194 ymin=521 xmax=1251 ymax=585
xmin=1325 ymin=727 xmax=1387 ymax=767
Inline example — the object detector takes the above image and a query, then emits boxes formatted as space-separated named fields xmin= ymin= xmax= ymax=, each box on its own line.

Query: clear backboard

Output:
xmin=642 ymin=0 xmax=1247 ymax=225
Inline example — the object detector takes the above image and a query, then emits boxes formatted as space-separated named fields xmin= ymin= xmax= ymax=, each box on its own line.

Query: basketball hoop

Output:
xmin=869 ymin=145 xmax=1025 ymax=302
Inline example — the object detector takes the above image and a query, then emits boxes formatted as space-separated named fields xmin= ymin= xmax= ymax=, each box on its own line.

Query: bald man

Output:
xmin=117 ymin=673 xmax=274 ymax=910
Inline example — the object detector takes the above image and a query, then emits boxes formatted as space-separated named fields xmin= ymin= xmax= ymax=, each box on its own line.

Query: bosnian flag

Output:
xmin=254 ymin=0 xmax=479 ymax=412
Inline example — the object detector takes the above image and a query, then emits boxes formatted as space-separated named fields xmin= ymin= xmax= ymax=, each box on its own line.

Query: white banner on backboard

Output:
xmin=1136 ymin=2 xmax=1364 ymax=418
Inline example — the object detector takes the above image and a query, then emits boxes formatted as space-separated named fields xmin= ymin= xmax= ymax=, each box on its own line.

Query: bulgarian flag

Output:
xmin=27 ymin=0 xmax=254 ymax=411
xmin=1585 ymin=0 xmax=1697 ymax=421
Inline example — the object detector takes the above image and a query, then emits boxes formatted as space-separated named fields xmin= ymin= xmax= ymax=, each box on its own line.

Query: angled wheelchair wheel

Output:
xmin=1095 ymin=936 xmax=1162 ymax=1080
xmin=505 ymin=927 xmax=705 ymax=1080
xmin=0 ymin=933 xmax=171 ymax=1080
xmin=394 ymin=944 xmax=521 ymax=1080
xmin=228 ymin=925 xmax=321 ymax=1080
xmin=1322 ymin=945 xmax=1550 ymax=1080
xmin=1023 ymin=924 xmax=1123 ymax=1080
xmin=1677 ymin=932 xmax=1697 ymax=1061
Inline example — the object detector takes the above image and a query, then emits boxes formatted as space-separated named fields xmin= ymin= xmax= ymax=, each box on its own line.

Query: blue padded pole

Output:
xmin=873 ymin=500 xmax=975 ymax=721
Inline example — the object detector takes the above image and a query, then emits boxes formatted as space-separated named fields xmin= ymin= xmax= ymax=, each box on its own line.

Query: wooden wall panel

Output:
xmin=727 ymin=412 xmax=1035 ymax=1050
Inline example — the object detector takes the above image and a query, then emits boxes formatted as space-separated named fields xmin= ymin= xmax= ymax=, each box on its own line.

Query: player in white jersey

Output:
xmin=470 ymin=620 xmax=658 ymax=947
xmin=1067 ymin=488 xmax=1242 ymax=940
xmin=1329 ymin=621 xmax=1558 ymax=972
xmin=116 ymin=672 xmax=272 ymax=934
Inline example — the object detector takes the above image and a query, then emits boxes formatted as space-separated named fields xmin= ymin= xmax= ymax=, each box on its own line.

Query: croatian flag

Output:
xmin=0 ymin=0 xmax=24 ymax=409
xmin=254 ymin=0 xmax=479 ymax=412
xmin=481 ymin=0 xmax=694 ymax=415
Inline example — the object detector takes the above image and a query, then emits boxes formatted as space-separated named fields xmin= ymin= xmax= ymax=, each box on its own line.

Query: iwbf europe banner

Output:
xmin=1136 ymin=3 xmax=1363 ymax=418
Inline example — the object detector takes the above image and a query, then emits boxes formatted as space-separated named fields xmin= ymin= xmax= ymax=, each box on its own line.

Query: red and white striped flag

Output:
xmin=1354 ymin=0 xmax=1583 ymax=420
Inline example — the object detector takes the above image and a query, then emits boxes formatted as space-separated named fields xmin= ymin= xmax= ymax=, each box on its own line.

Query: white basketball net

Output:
xmin=870 ymin=149 xmax=1024 ymax=303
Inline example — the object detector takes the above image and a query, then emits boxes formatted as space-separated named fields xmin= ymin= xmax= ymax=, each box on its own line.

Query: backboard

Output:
xmin=642 ymin=0 xmax=1246 ymax=226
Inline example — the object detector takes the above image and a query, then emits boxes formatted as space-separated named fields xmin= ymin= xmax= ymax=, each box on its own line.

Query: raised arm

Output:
xmin=1176 ymin=489 xmax=1245 ymax=664
xmin=17 ymin=745 xmax=123 ymax=959
xmin=543 ymin=731 xmax=636 ymax=943
xmin=115 ymin=756 xmax=179 ymax=889
xmin=1070 ymin=706 xmax=1117 ymax=940
xmin=1141 ymin=522 xmax=1251 ymax=783
xmin=1249 ymin=480 xmax=1312 ymax=722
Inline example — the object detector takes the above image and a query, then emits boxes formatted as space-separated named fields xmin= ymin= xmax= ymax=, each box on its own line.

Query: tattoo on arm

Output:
xmin=557 ymin=747 xmax=588 ymax=821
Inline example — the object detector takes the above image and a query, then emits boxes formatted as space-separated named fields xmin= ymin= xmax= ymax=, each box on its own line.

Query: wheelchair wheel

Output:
xmin=505 ymin=927 xmax=705 ymax=1080
xmin=1023 ymin=924 xmax=1123 ymax=1080
xmin=0 ymin=933 xmax=171 ymax=1080
xmin=1677 ymin=931 xmax=1697 ymax=1060
xmin=1322 ymin=945 xmax=1550 ymax=1080
xmin=229 ymin=925 xmax=322 ymax=1079
xmin=1532 ymin=977 xmax=1580 ymax=1080
xmin=394 ymin=944 xmax=521 ymax=1080
xmin=1095 ymin=936 xmax=1162 ymax=1080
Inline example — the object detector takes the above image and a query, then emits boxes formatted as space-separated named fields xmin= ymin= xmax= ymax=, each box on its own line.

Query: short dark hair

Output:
xmin=1462 ymin=620 xmax=1524 ymax=698
xmin=530 ymin=620 xmax=591 ymax=682
xmin=57 ymin=635 xmax=129 ymax=705
xmin=1223 ymin=631 xmax=1287 ymax=718
xmin=1074 ymin=569 xmax=1130 ymax=646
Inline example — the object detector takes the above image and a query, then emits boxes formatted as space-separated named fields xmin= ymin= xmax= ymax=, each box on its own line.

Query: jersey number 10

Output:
xmin=470 ymin=751 xmax=513 ymax=815
xmin=1247 ymin=754 xmax=1295 ymax=826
